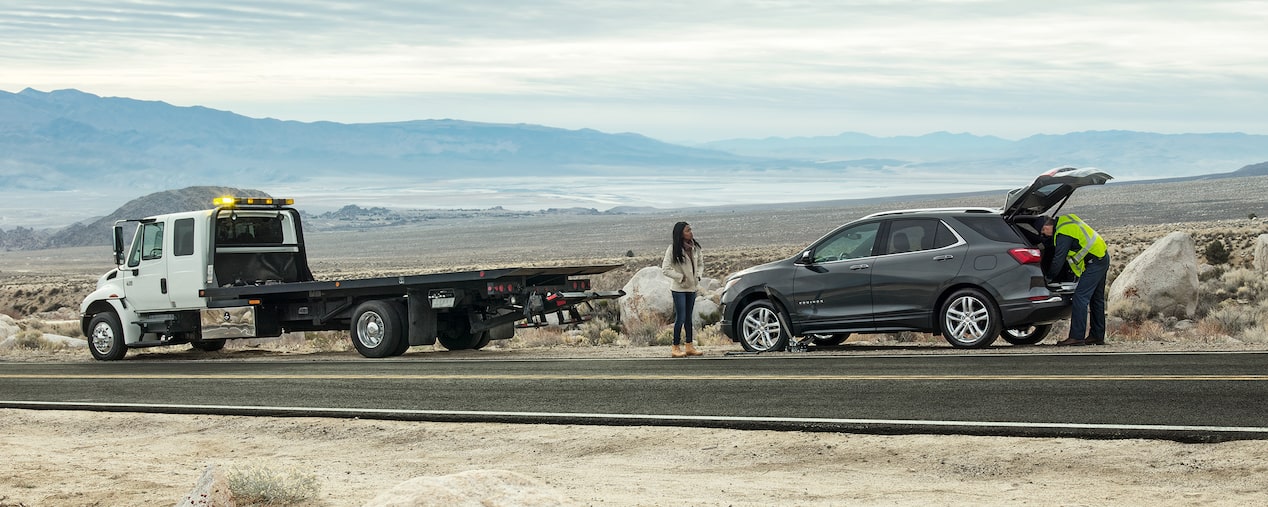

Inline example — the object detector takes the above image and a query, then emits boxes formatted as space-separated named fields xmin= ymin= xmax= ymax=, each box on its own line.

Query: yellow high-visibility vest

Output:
xmin=1054 ymin=214 xmax=1107 ymax=276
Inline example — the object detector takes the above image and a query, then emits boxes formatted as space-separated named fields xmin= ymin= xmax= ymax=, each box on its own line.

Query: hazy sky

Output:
xmin=3 ymin=1 xmax=1266 ymax=143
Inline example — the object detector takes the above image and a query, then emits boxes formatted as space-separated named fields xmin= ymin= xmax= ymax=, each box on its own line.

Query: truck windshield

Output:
xmin=216 ymin=215 xmax=285 ymax=245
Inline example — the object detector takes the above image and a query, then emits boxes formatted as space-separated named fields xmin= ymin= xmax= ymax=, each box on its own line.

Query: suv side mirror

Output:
xmin=796 ymin=250 xmax=814 ymax=265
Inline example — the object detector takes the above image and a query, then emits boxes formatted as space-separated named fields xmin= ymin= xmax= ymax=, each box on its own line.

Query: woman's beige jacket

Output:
xmin=661 ymin=244 xmax=703 ymax=292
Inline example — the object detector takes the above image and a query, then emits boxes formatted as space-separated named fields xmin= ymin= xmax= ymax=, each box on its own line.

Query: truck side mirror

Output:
xmin=113 ymin=225 xmax=125 ymax=265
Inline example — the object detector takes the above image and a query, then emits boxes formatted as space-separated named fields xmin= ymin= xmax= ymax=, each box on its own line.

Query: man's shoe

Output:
xmin=671 ymin=344 xmax=686 ymax=358
xmin=1055 ymin=338 xmax=1086 ymax=346
xmin=1085 ymin=338 xmax=1106 ymax=345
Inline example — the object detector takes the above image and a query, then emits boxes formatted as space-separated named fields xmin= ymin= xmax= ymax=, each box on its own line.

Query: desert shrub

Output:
xmin=499 ymin=326 xmax=567 ymax=348
xmin=225 ymin=465 xmax=319 ymax=506
xmin=1199 ymin=265 xmax=1225 ymax=282
xmin=1108 ymin=297 xmax=1153 ymax=325
xmin=698 ymin=308 xmax=722 ymax=327
xmin=305 ymin=331 xmax=351 ymax=352
xmin=12 ymin=330 xmax=64 ymax=351
xmin=651 ymin=326 xmax=674 ymax=346
xmin=1115 ymin=320 xmax=1167 ymax=342
xmin=15 ymin=316 xmax=84 ymax=339
xmin=597 ymin=328 xmax=620 ymax=345
xmin=693 ymin=325 xmax=731 ymax=347
xmin=575 ymin=319 xmax=621 ymax=345
xmin=583 ymin=299 xmax=622 ymax=331
xmin=1203 ymin=240 xmax=1230 ymax=265
xmin=1202 ymin=304 xmax=1261 ymax=336
xmin=625 ymin=312 xmax=668 ymax=346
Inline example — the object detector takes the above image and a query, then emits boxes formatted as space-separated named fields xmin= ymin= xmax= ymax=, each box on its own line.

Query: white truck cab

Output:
xmin=80 ymin=197 xmax=307 ymax=360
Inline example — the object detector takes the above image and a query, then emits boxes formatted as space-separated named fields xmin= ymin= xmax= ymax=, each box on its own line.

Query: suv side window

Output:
xmin=813 ymin=222 xmax=879 ymax=262
xmin=884 ymin=218 xmax=949 ymax=254
xmin=954 ymin=215 xmax=1024 ymax=244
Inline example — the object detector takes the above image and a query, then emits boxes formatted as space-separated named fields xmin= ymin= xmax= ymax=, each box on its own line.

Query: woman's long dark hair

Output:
xmin=671 ymin=221 xmax=700 ymax=264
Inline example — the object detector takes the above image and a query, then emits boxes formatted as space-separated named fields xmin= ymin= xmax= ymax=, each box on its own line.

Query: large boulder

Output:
xmin=1108 ymin=232 xmax=1199 ymax=318
xmin=1254 ymin=234 xmax=1268 ymax=273
xmin=619 ymin=266 xmax=720 ymax=329
xmin=362 ymin=469 xmax=576 ymax=507
xmin=0 ymin=315 xmax=18 ymax=340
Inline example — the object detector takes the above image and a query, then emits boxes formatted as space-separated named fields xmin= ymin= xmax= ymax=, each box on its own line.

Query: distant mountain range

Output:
xmin=2 ymin=87 xmax=1268 ymax=232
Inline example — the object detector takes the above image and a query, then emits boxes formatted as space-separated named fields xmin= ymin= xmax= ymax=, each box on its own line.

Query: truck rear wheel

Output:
xmin=88 ymin=312 xmax=127 ymax=361
xmin=437 ymin=314 xmax=484 ymax=350
xmin=351 ymin=300 xmax=404 ymax=358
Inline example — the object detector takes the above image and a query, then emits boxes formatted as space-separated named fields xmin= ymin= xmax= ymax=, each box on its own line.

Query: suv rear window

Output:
xmin=953 ymin=216 xmax=1024 ymax=244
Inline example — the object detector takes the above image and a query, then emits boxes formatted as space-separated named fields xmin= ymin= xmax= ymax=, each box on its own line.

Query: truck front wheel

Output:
xmin=351 ymin=300 xmax=404 ymax=358
xmin=88 ymin=312 xmax=127 ymax=361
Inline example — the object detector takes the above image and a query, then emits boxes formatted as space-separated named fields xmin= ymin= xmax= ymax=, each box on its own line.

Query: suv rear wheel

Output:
xmin=1002 ymin=324 xmax=1052 ymax=345
xmin=737 ymin=300 xmax=789 ymax=353
xmin=940 ymin=288 xmax=1001 ymax=348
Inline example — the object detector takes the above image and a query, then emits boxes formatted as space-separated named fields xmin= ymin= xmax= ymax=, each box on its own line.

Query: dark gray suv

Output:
xmin=719 ymin=167 xmax=1111 ymax=351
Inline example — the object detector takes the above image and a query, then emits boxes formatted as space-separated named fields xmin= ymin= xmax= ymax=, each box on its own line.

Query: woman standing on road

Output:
xmin=662 ymin=221 xmax=703 ymax=358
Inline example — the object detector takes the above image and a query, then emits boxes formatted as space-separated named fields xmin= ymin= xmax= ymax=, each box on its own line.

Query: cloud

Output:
xmin=2 ymin=1 xmax=1267 ymax=140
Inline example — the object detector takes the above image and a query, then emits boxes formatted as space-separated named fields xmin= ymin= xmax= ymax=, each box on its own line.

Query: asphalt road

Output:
xmin=3 ymin=351 xmax=1267 ymax=442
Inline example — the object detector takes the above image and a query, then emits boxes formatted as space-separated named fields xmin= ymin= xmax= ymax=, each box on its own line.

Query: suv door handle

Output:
xmin=933 ymin=255 xmax=954 ymax=261
xmin=161 ymin=278 xmax=168 ymax=294
xmin=849 ymin=264 xmax=870 ymax=270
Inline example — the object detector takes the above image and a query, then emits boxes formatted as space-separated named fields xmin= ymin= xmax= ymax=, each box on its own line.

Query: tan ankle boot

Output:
xmin=684 ymin=342 xmax=702 ymax=356
xmin=671 ymin=344 xmax=686 ymax=358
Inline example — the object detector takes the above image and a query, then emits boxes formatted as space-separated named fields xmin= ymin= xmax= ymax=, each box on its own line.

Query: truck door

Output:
xmin=165 ymin=217 xmax=206 ymax=308
xmin=121 ymin=220 xmax=172 ymax=311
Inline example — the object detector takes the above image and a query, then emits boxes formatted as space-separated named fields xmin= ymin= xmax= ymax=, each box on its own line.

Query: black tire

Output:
xmin=737 ymin=300 xmax=789 ymax=353
xmin=809 ymin=333 xmax=849 ymax=346
xmin=473 ymin=331 xmax=493 ymax=350
xmin=437 ymin=313 xmax=481 ymax=350
xmin=87 ymin=312 xmax=127 ymax=361
xmin=351 ymin=300 xmax=404 ymax=358
xmin=1001 ymin=324 xmax=1052 ymax=346
xmin=191 ymin=339 xmax=227 ymax=352
xmin=939 ymin=288 xmax=1001 ymax=348
xmin=390 ymin=302 xmax=411 ymax=356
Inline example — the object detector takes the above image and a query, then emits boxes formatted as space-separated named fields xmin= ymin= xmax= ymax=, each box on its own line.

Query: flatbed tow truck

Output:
xmin=79 ymin=196 xmax=624 ymax=360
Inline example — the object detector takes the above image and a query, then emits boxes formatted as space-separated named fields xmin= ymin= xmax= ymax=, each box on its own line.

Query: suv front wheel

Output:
xmin=939 ymin=288 xmax=1001 ymax=348
xmin=737 ymin=300 xmax=789 ymax=353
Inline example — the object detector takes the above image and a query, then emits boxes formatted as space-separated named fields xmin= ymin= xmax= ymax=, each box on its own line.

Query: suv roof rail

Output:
xmin=861 ymin=207 xmax=999 ymax=219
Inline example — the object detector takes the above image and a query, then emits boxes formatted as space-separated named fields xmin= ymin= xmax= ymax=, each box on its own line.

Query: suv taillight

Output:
xmin=1008 ymin=247 xmax=1043 ymax=264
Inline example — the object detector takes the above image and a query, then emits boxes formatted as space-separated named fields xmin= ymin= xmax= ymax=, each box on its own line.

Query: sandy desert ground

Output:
xmin=4 ymin=177 xmax=1268 ymax=505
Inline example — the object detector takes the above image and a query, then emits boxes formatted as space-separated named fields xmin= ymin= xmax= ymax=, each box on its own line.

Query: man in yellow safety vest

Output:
xmin=1042 ymin=214 xmax=1110 ymax=346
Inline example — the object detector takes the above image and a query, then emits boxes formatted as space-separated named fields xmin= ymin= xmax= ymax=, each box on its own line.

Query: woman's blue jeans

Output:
xmin=671 ymin=290 xmax=696 ymax=345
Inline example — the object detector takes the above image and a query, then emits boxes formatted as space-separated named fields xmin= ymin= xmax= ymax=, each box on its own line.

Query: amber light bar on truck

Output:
xmin=213 ymin=196 xmax=295 ymax=208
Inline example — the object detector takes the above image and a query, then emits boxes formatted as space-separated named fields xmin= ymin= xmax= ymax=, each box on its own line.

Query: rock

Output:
xmin=0 ymin=315 xmax=18 ymax=340
xmin=619 ymin=266 xmax=720 ymax=329
xmin=1254 ymin=234 xmax=1268 ymax=273
xmin=42 ymin=333 xmax=87 ymax=348
xmin=177 ymin=464 xmax=235 ymax=507
xmin=362 ymin=470 xmax=576 ymax=507
xmin=1108 ymin=232 xmax=1199 ymax=318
